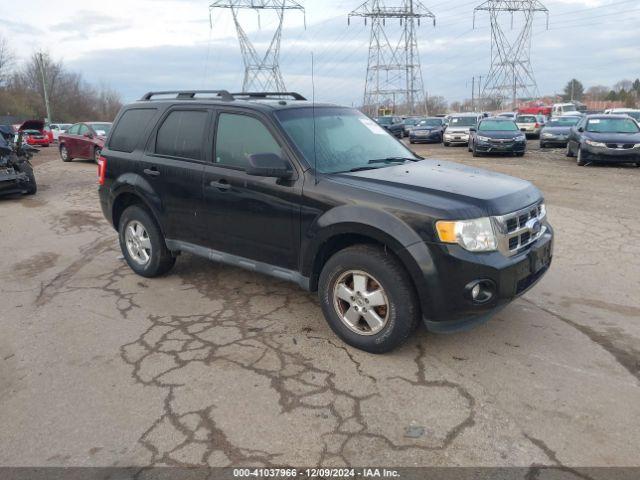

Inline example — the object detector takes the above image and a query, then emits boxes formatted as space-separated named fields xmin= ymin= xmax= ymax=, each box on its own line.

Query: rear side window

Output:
xmin=215 ymin=113 xmax=281 ymax=169
xmin=156 ymin=110 xmax=207 ymax=160
xmin=78 ymin=124 xmax=89 ymax=135
xmin=68 ymin=124 xmax=80 ymax=135
xmin=109 ymin=109 xmax=157 ymax=153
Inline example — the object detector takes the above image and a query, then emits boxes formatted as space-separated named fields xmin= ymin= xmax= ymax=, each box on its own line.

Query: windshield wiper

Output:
xmin=367 ymin=156 xmax=419 ymax=164
xmin=348 ymin=165 xmax=383 ymax=172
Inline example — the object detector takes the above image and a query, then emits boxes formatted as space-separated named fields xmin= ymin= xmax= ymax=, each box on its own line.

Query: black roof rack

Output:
xmin=140 ymin=90 xmax=235 ymax=102
xmin=230 ymin=92 xmax=307 ymax=101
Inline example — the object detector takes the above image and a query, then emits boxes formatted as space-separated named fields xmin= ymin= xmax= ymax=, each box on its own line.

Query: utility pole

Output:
xmin=473 ymin=0 xmax=549 ymax=109
xmin=37 ymin=52 xmax=52 ymax=124
xmin=471 ymin=76 xmax=475 ymax=111
xmin=349 ymin=0 xmax=435 ymax=117
xmin=209 ymin=0 xmax=305 ymax=92
xmin=477 ymin=74 xmax=483 ymax=111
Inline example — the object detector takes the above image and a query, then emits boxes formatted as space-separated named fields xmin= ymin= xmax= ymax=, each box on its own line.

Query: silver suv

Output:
xmin=443 ymin=113 xmax=483 ymax=146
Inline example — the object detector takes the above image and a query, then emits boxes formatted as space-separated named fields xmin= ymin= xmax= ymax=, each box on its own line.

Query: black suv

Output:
xmin=98 ymin=90 xmax=553 ymax=353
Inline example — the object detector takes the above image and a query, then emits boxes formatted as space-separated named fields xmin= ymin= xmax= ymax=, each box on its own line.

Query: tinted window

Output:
xmin=78 ymin=124 xmax=89 ymax=135
xmin=110 ymin=109 xmax=156 ymax=153
xmin=215 ymin=113 xmax=281 ymax=169
xmin=449 ymin=116 xmax=478 ymax=127
xmin=156 ymin=110 xmax=207 ymax=160
xmin=68 ymin=124 xmax=80 ymax=135
xmin=479 ymin=120 xmax=519 ymax=131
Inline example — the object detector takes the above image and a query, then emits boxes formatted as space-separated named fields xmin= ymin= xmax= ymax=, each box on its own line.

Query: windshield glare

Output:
xmin=276 ymin=108 xmax=417 ymax=174
xmin=418 ymin=119 xmax=442 ymax=127
xmin=548 ymin=117 xmax=580 ymax=127
xmin=479 ymin=120 xmax=519 ymax=132
xmin=449 ymin=116 xmax=478 ymax=127
xmin=89 ymin=123 xmax=112 ymax=135
xmin=586 ymin=118 xmax=639 ymax=133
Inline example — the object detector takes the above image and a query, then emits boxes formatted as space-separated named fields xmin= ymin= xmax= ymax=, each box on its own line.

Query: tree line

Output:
xmin=562 ymin=78 xmax=640 ymax=107
xmin=0 ymin=35 xmax=122 ymax=124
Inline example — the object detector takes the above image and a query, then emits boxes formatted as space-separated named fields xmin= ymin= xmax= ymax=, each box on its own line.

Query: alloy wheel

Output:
xmin=333 ymin=270 xmax=389 ymax=336
xmin=124 ymin=220 xmax=152 ymax=266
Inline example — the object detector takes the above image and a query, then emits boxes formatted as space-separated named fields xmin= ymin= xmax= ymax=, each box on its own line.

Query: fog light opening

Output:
xmin=466 ymin=280 xmax=495 ymax=304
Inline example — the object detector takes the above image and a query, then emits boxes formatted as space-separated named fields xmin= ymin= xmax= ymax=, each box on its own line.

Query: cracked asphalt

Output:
xmin=0 ymin=142 xmax=639 ymax=471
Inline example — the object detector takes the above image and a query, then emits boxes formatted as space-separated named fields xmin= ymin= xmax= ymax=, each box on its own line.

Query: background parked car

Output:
xmin=374 ymin=116 xmax=404 ymax=138
xmin=409 ymin=117 xmax=445 ymax=144
xmin=19 ymin=120 xmax=50 ymax=147
xmin=516 ymin=114 xmax=545 ymax=138
xmin=497 ymin=112 xmax=517 ymax=120
xmin=58 ymin=122 xmax=112 ymax=163
xmin=468 ymin=117 xmax=527 ymax=157
xmin=443 ymin=113 xmax=482 ymax=146
xmin=539 ymin=116 xmax=581 ymax=148
xmin=48 ymin=123 xmax=72 ymax=142
xmin=566 ymin=114 xmax=640 ymax=166
xmin=401 ymin=117 xmax=424 ymax=137
xmin=604 ymin=108 xmax=640 ymax=123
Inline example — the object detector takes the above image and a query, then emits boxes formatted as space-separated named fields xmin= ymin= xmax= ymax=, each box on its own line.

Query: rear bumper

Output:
xmin=404 ymin=226 xmax=553 ymax=333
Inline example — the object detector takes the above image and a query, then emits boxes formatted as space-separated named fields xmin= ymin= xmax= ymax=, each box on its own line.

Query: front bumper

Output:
xmin=444 ymin=132 xmax=469 ymax=144
xmin=582 ymin=144 xmax=640 ymax=163
xmin=410 ymin=130 xmax=441 ymax=143
xmin=0 ymin=168 xmax=31 ymax=196
xmin=26 ymin=138 xmax=48 ymax=146
xmin=475 ymin=140 xmax=526 ymax=154
xmin=405 ymin=226 xmax=553 ymax=333
xmin=540 ymin=135 xmax=569 ymax=146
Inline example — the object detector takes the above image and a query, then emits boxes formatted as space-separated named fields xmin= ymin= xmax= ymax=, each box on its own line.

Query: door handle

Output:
xmin=144 ymin=167 xmax=160 ymax=177
xmin=209 ymin=179 xmax=230 ymax=191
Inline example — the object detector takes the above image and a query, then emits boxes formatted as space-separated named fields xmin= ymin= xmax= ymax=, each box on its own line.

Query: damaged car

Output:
xmin=0 ymin=125 xmax=38 ymax=197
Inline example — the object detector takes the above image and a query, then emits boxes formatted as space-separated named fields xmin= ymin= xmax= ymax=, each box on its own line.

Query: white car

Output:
xmin=552 ymin=103 xmax=582 ymax=117
xmin=443 ymin=113 xmax=483 ymax=146
xmin=48 ymin=123 xmax=72 ymax=142
xmin=604 ymin=108 xmax=640 ymax=123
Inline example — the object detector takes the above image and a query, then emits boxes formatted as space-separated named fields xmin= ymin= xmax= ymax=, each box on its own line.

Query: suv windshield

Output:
xmin=479 ymin=120 xmax=518 ymax=132
xmin=418 ymin=119 xmax=442 ymax=127
xmin=449 ymin=116 xmax=478 ymax=127
xmin=404 ymin=118 xmax=421 ymax=126
xmin=586 ymin=118 xmax=640 ymax=133
xmin=548 ymin=117 xmax=580 ymax=126
xmin=276 ymin=107 xmax=417 ymax=174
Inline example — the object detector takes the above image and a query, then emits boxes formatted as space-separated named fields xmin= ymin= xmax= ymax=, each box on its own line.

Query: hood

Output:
xmin=413 ymin=125 xmax=439 ymax=131
xmin=19 ymin=120 xmax=44 ymax=131
xmin=333 ymin=159 xmax=541 ymax=217
xmin=446 ymin=126 xmax=472 ymax=133
xmin=477 ymin=130 xmax=524 ymax=140
xmin=542 ymin=126 xmax=572 ymax=135
xmin=584 ymin=131 xmax=640 ymax=143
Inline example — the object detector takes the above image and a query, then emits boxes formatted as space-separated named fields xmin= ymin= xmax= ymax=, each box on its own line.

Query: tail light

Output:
xmin=97 ymin=155 xmax=107 ymax=185
xmin=534 ymin=123 xmax=540 ymax=128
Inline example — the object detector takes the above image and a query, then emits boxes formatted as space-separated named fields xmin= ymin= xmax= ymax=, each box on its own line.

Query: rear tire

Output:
xmin=566 ymin=143 xmax=575 ymax=157
xmin=443 ymin=142 xmax=450 ymax=147
xmin=318 ymin=245 xmax=420 ymax=354
xmin=118 ymin=205 xmax=176 ymax=278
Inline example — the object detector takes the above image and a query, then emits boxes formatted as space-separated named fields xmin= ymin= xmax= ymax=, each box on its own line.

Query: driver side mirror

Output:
xmin=247 ymin=153 xmax=292 ymax=179
xmin=469 ymin=127 xmax=477 ymax=132
xmin=577 ymin=127 xmax=584 ymax=133
xmin=83 ymin=132 xmax=94 ymax=139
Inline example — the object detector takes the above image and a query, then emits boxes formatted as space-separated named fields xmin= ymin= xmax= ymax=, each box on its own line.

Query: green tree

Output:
xmin=563 ymin=79 xmax=584 ymax=101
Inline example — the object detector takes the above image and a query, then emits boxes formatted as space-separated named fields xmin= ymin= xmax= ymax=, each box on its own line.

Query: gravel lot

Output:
xmin=1 ymin=141 xmax=639 ymax=471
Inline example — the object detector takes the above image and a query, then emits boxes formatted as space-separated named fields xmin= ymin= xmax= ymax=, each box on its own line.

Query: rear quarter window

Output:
xmin=109 ymin=109 xmax=158 ymax=153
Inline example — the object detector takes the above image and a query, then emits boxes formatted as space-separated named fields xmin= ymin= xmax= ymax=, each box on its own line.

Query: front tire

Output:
xmin=576 ymin=147 xmax=586 ymax=166
xmin=94 ymin=147 xmax=101 ymax=164
xmin=17 ymin=162 xmax=37 ymax=195
xmin=566 ymin=142 xmax=575 ymax=157
xmin=443 ymin=142 xmax=450 ymax=147
xmin=318 ymin=245 xmax=419 ymax=354
xmin=118 ymin=205 xmax=176 ymax=278
xmin=60 ymin=144 xmax=71 ymax=162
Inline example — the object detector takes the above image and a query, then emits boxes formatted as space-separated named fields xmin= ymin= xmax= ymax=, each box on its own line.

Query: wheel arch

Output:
xmin=111 ymin=182 xmax=165 ymax=236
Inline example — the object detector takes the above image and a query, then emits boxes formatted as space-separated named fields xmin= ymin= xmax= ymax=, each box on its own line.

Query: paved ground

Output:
xmin=1 ymin=142 xmax=639 ymax=470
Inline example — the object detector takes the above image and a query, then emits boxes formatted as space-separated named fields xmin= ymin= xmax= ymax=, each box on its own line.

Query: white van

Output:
xmin=552 ymin=103 xmax=582 ymax=117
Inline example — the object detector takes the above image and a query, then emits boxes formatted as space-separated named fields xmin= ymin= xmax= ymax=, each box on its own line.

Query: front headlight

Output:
xmin=585 ymin=139 xmax=606 ymax=147
xmin=477 ymin=135 xmax=491 ymax=142
xmin=436 ymin=217 xmax=497 ymax=252
xmin=516 ymin=134 xmax=526 ymax=141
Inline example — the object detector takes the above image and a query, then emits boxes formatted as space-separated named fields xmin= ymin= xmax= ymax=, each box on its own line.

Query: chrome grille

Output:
xmin=492 ymin=202 xmax=546 ymax=256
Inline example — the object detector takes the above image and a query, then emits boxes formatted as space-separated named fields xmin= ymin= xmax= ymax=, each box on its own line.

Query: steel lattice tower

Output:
xmin=474 ymin=0 xmax=548 ymax=110
xmin=349 ymin=0 xmax=435 ymax=116
xmin=209 ymin=0 xmax=305 ymax=92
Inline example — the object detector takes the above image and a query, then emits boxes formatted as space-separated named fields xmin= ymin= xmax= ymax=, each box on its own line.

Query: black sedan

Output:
xmin=374 ymin=116 xmax=404 ymax=138
xmin=468 ymin=117 xmax=527 ymax=157
xmin=408 ymin=117 xmax=445 ymax=144
xmin=566 ymin=115 xmax=640 ymax=166
xmin=539 ymin=116 xmax=582 ymax=148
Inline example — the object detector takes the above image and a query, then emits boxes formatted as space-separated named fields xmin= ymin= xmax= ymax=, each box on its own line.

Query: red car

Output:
xmin=58 ymin=122 xmax=112 ymax=163
xmin=20 ymin=120 xmax=50 ymax=147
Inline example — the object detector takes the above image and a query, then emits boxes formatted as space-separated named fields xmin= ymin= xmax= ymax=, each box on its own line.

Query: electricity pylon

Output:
xmin=474 ymin=0 xmax=548 ymax=110
xmin=349 ymin=0 xmax=435 ymax=116
xmin=209 ymin=0 xmax=305 ymax=92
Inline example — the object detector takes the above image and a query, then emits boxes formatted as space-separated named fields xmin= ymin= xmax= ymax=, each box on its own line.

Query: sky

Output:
xmin=1 ymin=0 xmax=639 ymax=105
